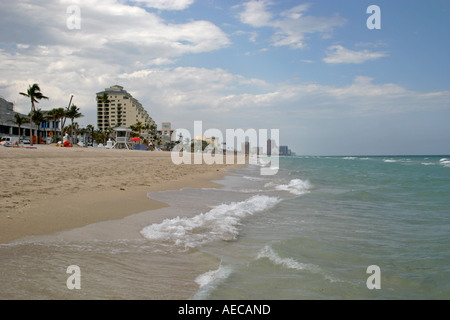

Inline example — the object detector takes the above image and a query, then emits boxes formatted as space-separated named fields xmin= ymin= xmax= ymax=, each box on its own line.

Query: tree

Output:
xmin=65 ymin=104 xmax=83 ymax=144
xmin=29 ymin=108 xmax=45 ymax=144
xmin=130 ymin=121 xmax=143 ymax=135
xmin=93 ymin=129 xmax=107 ymax=144
xmin=19 ymin=84 xmax=49 ymax=146
xmin=47 ymin=107 xmax=65 ymax=141
xmin=191 ymin=139 xmax=208 ymax=152
xmin=60 ymin=95 xmax=74 ymax=133
xmin=98 ymin=92 xmax=110 ymax=105
xmin=9 ymin=114 xmax=29 ymax=141
xmin=85 ymin=124 xmax=94 ymax=146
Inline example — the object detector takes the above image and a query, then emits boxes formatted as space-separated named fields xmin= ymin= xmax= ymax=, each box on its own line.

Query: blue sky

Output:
xmin=0 ymin=0 xmax=449 ymax=155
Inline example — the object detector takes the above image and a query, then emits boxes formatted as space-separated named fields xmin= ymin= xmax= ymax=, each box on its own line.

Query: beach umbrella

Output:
xmin=130 ymin=137 xmax=141 ymax=142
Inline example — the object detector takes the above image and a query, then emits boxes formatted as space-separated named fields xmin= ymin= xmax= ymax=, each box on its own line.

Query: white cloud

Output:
xmin=117 ymin=67 xmax=450 ymax=121
xmin=117 ymin=67 xmax=269 ymax=111
xmin=131 ymin=0 xmax=195 ymax=10
xmin=324 ymin=45 xmax=388 ymax=64
xmin=239 ymin=0 xmax=273 ymax=27
xmin=0 ymin=0 xmax=230 ymax=122
xmin=238 ymin=0 xmax=346 ymax=49
xmin=0 ymin=0 xmax=229 ymax=59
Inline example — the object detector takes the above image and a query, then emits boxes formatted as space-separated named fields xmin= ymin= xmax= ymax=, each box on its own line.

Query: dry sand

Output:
xmin=0 ymin=145 xmax=243 ymax=244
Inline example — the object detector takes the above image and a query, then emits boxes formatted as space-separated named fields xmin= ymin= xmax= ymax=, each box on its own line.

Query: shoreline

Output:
xmin=0 ymin=145 xmax=244 ymax=244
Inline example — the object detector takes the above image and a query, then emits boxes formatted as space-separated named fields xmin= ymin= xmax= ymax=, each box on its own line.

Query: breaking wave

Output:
xmin=256 ymin=245 xmax=343 ymax=283
xmin=440 ymin=158 xmax=450 ymax=167
xmin=140 ymin=195 xmax=280 ymax=250
xmin=265 ymin=178 xmax=312 ymax=196
xmin=193 ymin=264 xmax=233 ymax=299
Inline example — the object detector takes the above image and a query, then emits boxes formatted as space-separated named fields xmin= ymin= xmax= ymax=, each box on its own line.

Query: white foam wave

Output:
xmin=342 ymin=157 xmax=370 ymax=161
xmin=383 ymin=158 xmax=413 ymax=164
xmin=256 ymin=245 xmax=342 ymax=283
xmin=439 ymin=158 xmax=450 ymax=167
xmin=140 ymin=195 xmax=280 ymax=249
xmin=273 ymin=179 xmax=312 ymax=195
xmin=238 ymin=188 xmax=266 ymax=193
xmin=193 ymin=265 xmax=233 ymax=299
xmin=193 ymin=264 xmax=233 ymax=298
xmin=256 ymin=245 xmax=319 ymax=273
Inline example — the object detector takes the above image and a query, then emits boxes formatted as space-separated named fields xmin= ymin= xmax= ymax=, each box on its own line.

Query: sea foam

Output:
xmin=193 ymin=264 xmax=233 ymax=299
xmin=140 ymin=195 xmax=280 ymax=249
xmin=256 ymin=245 xmax=319 ymax=273
xmin=439 ymin=158 xmax=450 ymax=167
xmin=256 ymin=245 xmax=342 ymax=283
xmin=272 ymin=178 xmax=312 ymax=195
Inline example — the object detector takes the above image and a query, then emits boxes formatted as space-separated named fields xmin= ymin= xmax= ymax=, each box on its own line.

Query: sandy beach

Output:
xmin=0 ymin=145 xmax=242 ymax=244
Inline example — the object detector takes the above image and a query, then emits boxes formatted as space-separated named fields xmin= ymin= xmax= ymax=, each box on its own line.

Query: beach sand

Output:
xmin=0 ymin=145 xmax=243 ymax=244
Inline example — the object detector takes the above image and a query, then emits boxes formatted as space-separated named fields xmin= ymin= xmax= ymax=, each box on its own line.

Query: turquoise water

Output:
xmin=1 ymin=155 xmax=449 ymax=299
xmin=189 ymin=155 xmax=450 ymax=299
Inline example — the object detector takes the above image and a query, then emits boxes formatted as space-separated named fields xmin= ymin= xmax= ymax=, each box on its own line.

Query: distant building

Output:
xmin=279 ymin=145 xmax=292 ymax=156
xmin=96 ymin=85 xmax=155 ymax=132
xmin=157 ymin=122 xmax=175 ymax=145
xmin=267 ymin=139 xmax=278 ymax=156
xmin=158 ymin=122 xmax=173 ymax=137
xmin=251 ymin=146 xmax=263 ymax=155
xmin=0 ymin=97 xmax=18 ymax=136
xmin=241 ymin=141 xmax=250 ymax=155
xmin=1 ymin=97 xmax=60 ymax=143
xmin=192 ymin=135 xmax=220 ymax=151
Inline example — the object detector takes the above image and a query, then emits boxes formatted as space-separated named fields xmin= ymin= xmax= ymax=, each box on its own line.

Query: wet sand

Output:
xmin=0 ymin=145 xmax=242 ymax=244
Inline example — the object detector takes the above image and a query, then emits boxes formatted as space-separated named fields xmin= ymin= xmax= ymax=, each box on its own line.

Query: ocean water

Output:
xmin=1 ymin=155 xmax=449 ymax=299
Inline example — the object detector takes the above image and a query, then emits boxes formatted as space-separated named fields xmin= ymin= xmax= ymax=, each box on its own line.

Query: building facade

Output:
xmin=1 ymin=97 xmax=60 ymax=143
xmin=279 ymin=145 xmax=292 ymax=156
xmin=157 ymin=122 xmax=175 ymax=145
xmin=96 ymin=85 xmax=155 ymax=132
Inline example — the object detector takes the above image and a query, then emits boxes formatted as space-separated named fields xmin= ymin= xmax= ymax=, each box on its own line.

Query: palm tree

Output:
xmin=9 ymin=114 xmax=29 ymax=141
xmin=98 ymin=92 xmax=110 ymax=105
xmin=130 ymin=121 xmax=144 ymax=138
xmin=47 ymin=107 xmax=65 ymax=142
xmin=93 ymin=129 xmax=107 ymax=144
xmin=85 ymin=124 xmax=94 ymax=146
xmin=65 ymin=104 xmax=83 ymax=144
xmin=19 ymin=84 xmax=49 ymax=146
xmin=60 ymin=95 xmax=74 ymax=133
xmin=142 ymin=123 xmax=150 ymax=132
xmin=29 ymin=108 xmax=45 ymax=144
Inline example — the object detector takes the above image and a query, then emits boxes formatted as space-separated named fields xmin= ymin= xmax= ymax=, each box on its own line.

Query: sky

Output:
xmin=0 ymin=0 xmax=449 ymax=155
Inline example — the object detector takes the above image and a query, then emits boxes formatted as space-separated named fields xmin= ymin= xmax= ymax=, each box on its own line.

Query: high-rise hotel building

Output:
xmin=96 ymin=85 xmax=155 ymax=132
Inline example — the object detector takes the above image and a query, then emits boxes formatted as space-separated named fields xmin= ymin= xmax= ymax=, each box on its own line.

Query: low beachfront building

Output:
xmin=0 ymin=96 xmax=61 ymax=143
xmin=96 ymin=85 xmax=156 ymax=133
